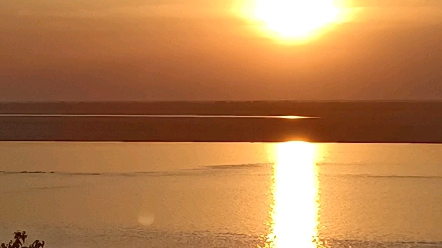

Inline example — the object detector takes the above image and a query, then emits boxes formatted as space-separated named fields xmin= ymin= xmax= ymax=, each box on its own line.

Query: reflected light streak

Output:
xmin=266 ymin=141 xmax=319 ymax=248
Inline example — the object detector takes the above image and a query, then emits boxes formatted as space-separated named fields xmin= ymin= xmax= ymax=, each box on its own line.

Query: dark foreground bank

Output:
xmin=0 ymin=101 xmax=441 ymax=143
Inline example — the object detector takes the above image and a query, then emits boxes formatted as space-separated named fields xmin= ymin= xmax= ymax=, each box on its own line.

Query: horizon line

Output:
xmin=0 ymin=114 xmax=316 ymax=119
xmin=1 ymin=100 xmax=442 ymax=103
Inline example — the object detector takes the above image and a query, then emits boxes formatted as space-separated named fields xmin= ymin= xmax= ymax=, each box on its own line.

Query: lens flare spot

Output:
xmin=138 ymin=212 xmax=155 ymax=226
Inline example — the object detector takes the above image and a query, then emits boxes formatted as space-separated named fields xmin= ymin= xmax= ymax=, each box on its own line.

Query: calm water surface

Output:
xmin=0 ymin=142 xmax=441 ymax=247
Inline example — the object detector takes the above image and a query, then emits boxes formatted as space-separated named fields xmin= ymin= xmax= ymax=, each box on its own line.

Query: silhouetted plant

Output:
xmin=1 ymin=231 xmax=45 ymax=248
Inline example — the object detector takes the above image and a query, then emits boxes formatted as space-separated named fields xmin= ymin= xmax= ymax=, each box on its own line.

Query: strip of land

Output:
xmin=0 ymin=101 xmax=441 ymax=143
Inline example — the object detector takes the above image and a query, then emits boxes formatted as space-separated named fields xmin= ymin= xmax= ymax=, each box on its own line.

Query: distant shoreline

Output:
xmin=0 ymin=101 xmax=441 ymax=143
xmin=0 ymin=114 xmax=314 ymax=119
xmin=1 ymin=101 xmax=441 ymax=115
xmin=1 ymin=100 xmax=442 ymax=103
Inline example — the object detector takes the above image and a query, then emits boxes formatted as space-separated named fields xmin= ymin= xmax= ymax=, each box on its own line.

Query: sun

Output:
xmin=250 ymin=0 xmax=344 ymax=41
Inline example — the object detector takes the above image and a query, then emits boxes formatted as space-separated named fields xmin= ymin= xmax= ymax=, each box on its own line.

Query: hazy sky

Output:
xmin=1 ymin=0 xmax=441 ymax=101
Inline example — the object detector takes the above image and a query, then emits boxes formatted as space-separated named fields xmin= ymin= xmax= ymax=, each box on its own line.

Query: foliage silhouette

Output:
xmin=1 ymin=231 xmax=45 ymax=248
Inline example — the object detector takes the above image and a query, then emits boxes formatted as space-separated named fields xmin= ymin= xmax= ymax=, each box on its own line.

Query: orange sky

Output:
xmin=0 ymin=0 xmax=441 ymax=101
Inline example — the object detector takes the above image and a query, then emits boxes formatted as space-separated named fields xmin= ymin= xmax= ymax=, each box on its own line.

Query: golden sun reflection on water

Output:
xmin=266 ymin=141 xmax=320 ymax=248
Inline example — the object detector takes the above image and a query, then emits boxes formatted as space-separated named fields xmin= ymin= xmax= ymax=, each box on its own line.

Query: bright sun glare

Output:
xmin=267 ymin=141 xmax=319 ymax=247
xmin=246 ymin=0 xmax=345 ymax=42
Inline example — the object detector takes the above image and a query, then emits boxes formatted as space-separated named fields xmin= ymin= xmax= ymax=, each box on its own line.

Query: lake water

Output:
xmin=0 ymin=142 xmax=441 ymax=248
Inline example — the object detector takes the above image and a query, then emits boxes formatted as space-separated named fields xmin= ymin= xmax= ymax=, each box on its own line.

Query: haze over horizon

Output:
xmin=1 ymin=0 xmax=441 ymax=101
